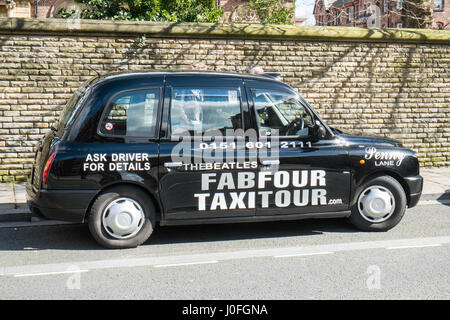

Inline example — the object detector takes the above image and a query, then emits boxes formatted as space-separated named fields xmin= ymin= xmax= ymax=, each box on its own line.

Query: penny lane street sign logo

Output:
xmin=364 ymin=147 xmax=406 ymax=167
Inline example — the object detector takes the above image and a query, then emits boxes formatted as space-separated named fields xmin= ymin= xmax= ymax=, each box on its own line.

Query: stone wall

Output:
xmin=0 ymin=18 xmax=449 ymax=182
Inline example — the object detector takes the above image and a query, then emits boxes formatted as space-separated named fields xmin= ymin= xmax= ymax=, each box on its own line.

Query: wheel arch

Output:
xmin=352 ymin=170 xmax=411 ymax=207
xmin=83 ymin=181 xmax=162 ymax=223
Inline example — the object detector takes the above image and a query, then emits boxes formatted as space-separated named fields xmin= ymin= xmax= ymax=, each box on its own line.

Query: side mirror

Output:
xmin=313 ymin=123 xmax=327 ymax=139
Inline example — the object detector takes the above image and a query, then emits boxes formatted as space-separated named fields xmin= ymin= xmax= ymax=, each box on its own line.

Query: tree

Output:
xmin=314 ymin=0 xmax=438 ymax=29
xmin=249 ymin=0 xmax=294 ymax=24
xmin=59 ymin=0 xmax=223 ymax=22
xmin=401 ymin=0 xmax=434 ymax=28
xmin=225 ymin=0 xmax=294 ymax=25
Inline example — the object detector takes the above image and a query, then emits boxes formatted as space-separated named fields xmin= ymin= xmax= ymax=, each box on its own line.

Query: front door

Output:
xmin=247 ymin=85 xmax=351 ymax=216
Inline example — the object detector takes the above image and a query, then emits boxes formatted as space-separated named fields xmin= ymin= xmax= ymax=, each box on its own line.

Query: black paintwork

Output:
xmin=27 ymin=71 xmax=423 ymax=224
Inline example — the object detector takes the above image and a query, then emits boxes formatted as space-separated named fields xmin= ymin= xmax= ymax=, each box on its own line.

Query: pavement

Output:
xmin=0 ymin=184 xmax=29 ymax=222
xmin=0 ymin=167 xmax=449 ymax=223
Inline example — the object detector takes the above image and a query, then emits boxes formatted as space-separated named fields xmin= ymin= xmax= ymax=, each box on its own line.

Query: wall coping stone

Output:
xmin=1 ymin=17 xmax=450 ymax=44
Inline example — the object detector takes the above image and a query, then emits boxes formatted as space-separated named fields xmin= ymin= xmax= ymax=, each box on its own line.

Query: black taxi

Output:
xmin=27 ymin=71 xmax=423 ymax=248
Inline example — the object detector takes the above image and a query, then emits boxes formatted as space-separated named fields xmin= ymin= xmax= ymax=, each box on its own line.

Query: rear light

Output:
xmin=43 ymin=153 xmax=56 ymax=185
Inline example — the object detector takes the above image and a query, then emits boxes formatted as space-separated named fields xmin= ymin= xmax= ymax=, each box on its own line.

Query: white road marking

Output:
xmin=386 ymin=244 xmax=442 ymax=250
xmin=154 ymin=260 xmax=218 ymax=268
xmin=274 ymin=251 xmax=334 ymax=258
xmin=1 ymin=236 xmax=449 ymax=277
xmin=14 ymin=269 xmax=88 ymax=278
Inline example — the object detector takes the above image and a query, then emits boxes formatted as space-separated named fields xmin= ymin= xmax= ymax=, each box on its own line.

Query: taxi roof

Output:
xmin=86 ymin=69 xmax=282 ymax=88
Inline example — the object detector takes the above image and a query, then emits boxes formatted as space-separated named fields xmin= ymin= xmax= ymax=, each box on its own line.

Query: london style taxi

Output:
xmin=27 ymin=71 xmax=423 ymax=248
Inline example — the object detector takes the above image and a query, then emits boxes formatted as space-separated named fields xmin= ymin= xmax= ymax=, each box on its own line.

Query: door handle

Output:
xmin=261 ymin=159 xmax=280 ymax=166
xmin=164 ymin=162 xmax=183 ymax=168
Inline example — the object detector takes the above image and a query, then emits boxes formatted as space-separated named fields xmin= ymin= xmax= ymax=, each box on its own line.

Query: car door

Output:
xmin=158 ymin=74 xmax=257 ymax=221
xmin=246 ymin=80 xmax=351 ymax=216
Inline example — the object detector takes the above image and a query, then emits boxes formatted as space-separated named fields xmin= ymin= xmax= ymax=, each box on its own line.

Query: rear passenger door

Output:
xmin=63 ymin=81 xmax=163 ymax=192
xmin=158 ymin=75 xmax=257 ymax=221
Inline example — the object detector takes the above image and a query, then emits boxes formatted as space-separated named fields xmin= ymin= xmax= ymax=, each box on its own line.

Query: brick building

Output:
xmin=219 ymin=0 xmax=306 ymax=24
xmin=434 ymin=0 xmax=450 ymax=29
xmin=0 ymin=0 xmax=33 ymax=17
xmin=314 ymin=0 xmax=449 ymax=29
xmin=0 ymin=0 xmax=76 ymax=18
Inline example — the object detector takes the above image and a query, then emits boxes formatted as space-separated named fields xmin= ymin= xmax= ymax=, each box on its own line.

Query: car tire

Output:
xmin=88 ymin=185 xmax=155 ymax=249
xmin=349 ymin=175 xmax=406 ymax=231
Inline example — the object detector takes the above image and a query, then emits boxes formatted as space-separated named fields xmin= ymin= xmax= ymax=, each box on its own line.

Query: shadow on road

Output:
xmin=0 ymin=218 xmax=358 ymax=251
xmin=437 ymin=190 xmax=450 ymax=206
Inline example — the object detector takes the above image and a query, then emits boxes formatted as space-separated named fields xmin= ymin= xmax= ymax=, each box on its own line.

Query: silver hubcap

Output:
xmin=102 ymin=197 xmax=145 ymax=239
xmin=357 ymin=185 xmax=395 ymax=223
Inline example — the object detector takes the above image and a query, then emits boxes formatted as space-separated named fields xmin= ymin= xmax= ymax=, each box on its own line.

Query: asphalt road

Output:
xmin=0 ymin=202 xmax=449 ymax=300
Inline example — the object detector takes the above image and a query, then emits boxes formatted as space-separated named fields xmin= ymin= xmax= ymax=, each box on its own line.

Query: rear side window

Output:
xmin=100 ymin=89 xmax=160 ymax=138
xmin=57 ymin=89 xmax=86 ymax=130
xmin=170 ymin=88 xmax=243 ymax=137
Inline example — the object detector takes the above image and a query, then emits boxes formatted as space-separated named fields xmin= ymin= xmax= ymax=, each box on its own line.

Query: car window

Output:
xmin=253 ymin=89 xmax=314 ymax=137
xmin=99 ymin=89 xmax=160 ymax=137
xmin=170 ymin=88 xmax=242 ymax=137
xmin=57 ymin=88 xmax=88 ymax=130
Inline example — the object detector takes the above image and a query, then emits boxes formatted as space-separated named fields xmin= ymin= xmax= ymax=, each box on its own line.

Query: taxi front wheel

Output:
xmin=349 ymin=175 xmax=407 ymax=231
xmin=88 ymin=186 xmax=155 ymax=249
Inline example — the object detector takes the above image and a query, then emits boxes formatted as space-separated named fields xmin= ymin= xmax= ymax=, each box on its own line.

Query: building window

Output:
xmin=434 ymin=0 xmax=443 ymax=11
xmin=396 ymin=22 xmax=402 ymax=28
xmin=436 ymin=21 xmax=444 ymax=29
xmin=384 ymin=0 xmax=388 ymax=13
xmin=396 ymin=0 xmax=403 ymax=10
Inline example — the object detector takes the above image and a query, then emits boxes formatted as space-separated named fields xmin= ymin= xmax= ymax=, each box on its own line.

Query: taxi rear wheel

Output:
xmin=88 ymin=186 xmax=155 ymax=248
xmin=349 ymin=175 xmax=406 ymax=231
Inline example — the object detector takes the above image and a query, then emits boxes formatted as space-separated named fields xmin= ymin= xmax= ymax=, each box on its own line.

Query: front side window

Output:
xmin=100 ymin=89 xmax=160 ymax=137
xmin=170 ymin=88 xmax=242 ymax=137
xmin=253 ymin=90 xmax=314 ymax=137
